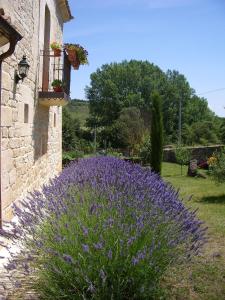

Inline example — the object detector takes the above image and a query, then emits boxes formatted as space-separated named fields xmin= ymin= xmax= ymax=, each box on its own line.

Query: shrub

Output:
xmin=139 ymin=136 xmax=151 ymax=165
xmin=208 ymin=149 xmax=225 ymax=183
xmin=62 ymin=150 xmax=84 ymax=166
xmin=175 ymin=145 xmax=191 ymax=175
xmin=3 ymin=157 xmax=206 ymax=299
xmin=106 ymin=148 xmax=123 ymax=158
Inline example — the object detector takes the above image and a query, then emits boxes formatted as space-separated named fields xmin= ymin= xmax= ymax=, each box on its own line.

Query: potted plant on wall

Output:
xmin=50 ymin=42 xmax=62 ymax=57
xmin=51 ymin=79 xmax=64 ymax=92
xmin=64 ymin=43 xmax=88 ymax=69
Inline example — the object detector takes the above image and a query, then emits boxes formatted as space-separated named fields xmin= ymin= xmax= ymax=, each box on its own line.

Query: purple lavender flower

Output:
xmin=62 ymin=254 xmax=74 ymax=264
xmin=82 ymin=244 xmax=89 ymax=253
xmin=82 ymin=226 xmax=89 ymax=236
xmin=100 ymin=269 xmax=106 ymax=283
xmin=132 ymin=257 xmax=139 ymax=266
xmin=93 ymin=242 xmax=103 ymax=250
xmin=4 ymin=156 xmax=206 ymax=298
xmin=107 ymin=249 xmax=112 ymax=259
xmin=87 ymin=282 xmax=95 ymax=293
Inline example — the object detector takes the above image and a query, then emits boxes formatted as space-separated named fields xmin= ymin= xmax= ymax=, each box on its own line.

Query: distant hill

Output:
xmin=67 ymin=99 xmax=89 ymax=126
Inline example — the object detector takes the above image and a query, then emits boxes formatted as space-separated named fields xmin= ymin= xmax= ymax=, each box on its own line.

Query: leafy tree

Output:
xmin=62 ymin=108 xmax=80 ymax=151
xmin=86 ymin=60 xmax=166 ymax=128
xmin=150 ymin=92 xmax=163 ymax=174
xmin=219 ymin=118 xmax=225 ymax=144
xmin=86 ymin=60 xmax=221 ymax=147
xmin=175 ymin=145 xmax=191 ymax=175
xmin=115 ymin=107 xmax=145 ymax=155
xmin=183 ymin=121 xmax=219 ymax=145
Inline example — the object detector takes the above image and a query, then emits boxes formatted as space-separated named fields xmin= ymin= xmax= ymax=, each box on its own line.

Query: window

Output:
xmin=41 ymin=134 xmax=48 ymax=155
xmin=24 ymin=104 xmax=29 ymax=123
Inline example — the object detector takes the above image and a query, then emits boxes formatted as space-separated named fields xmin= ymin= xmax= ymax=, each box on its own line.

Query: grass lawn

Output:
xmin=161 ymin=162 xmax=225 ymax=300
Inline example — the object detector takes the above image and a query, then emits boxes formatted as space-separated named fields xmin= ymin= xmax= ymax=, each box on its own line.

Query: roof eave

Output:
xmin=58 ymin=0 xmax=74 ymax=23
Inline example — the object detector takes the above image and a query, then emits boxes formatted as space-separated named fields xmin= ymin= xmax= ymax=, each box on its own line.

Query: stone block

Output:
xmin=1 ymin=138 xmax=9 ymax=151
xmin=1 ymin=89 xmax=10 ymax=105
xmin=1 ymin=127 xmax=8 ymax=138
xmin=9 ymin=138 xmax=21 ymax=149
xmin=2 ymin=189 xmax=12 ymax=211
xmin=2 ymin=71 xmax=12 ymax=91
xmin=9 ymin=169 xmax=17 ymax=185
xmin=19 ymin=84 xmax=33 ymax=104
xmin=12 ymin=109 xmax=18 ymax=122
xmin=8 ymin=127 xmax=14 ymax=138
xmin=2 ymin=173 xmax=9 ymax=190
xmin=1 ymin=106 xmax=13 ymax=126
xmin=1 ymin=149 xmax=13 ymax=172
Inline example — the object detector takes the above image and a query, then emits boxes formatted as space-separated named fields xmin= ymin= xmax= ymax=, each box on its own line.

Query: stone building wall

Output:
xmin=0 ymin=0 xmax=66 ymax=220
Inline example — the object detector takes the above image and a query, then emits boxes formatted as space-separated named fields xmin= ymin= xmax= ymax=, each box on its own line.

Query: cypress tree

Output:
xmin=150 ymin=92 xmax=163 ymax=174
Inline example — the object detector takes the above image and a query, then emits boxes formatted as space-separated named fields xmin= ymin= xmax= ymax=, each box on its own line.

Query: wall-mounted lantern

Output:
xmin=15 ymin=55 xmax=30 ymax=83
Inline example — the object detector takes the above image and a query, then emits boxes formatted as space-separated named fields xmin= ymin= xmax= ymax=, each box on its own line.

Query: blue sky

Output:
xmin=64 ymin=0 xmax=225 ymax=117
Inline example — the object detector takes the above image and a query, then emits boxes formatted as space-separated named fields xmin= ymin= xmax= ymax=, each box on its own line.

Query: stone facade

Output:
xmin=0 ymin=0 xmax=72 ymax=221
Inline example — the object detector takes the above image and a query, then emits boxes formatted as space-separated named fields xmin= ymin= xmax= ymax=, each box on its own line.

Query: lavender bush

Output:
xmin=2 ymin=157 xmax=206 ymax=299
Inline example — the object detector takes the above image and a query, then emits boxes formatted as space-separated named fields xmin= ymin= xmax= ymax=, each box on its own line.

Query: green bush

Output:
xmin=208 ymin=149 xmax=225 ymax=183
xmin=175 ymin=146 xmax=191 ymax=175
xmin=139 ymin=137 xmax=151 ymax=165
xmin=62 ymin=150 xmax=84 ymax=166
xmin=106 ymin=148 xmax=123 ymax=158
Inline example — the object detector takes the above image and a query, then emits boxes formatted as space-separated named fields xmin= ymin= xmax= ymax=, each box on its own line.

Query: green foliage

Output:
xmin=208 ymin=149 xmax=225 ymax=183
xmin=183 ymin=121 xmax=219 ymax=145
xmin=106 ymin=148 xmax=123 ymax=158
xmin=139 ymin=136 xmax=151 ymax=165
xmin=86 ymin=60 xmax=221 ymax=148
xmin=162 ymin=162 xmax=225 ymax=300
xmin=86 ymin=60 xmax=165 ymax=127
xmin=64 ymin=43 xmax=88 ymax=65
xmin=50 ymin=42 xmax=61 ymax=50
xmin=62 ymin=102 xmax=95 ymax=154
xmin=62 ymin=108 xmax=81 ymax=151
xmin=51 ymin=79 xmax=64 ymax=87
xmin=175 ymin=146 xmax=191 ymax=175
xmin=219 ymin=118 xmax=225 ymax=144
xmin=150 ymin=92 xmax=163 ymax=174
xmin=62 ymin=150 xmax=84 ymax=166
xmin=67 ymin=99 xmax=90 ymax=126
xmin=115 ymin=107 xmax=145 ymax=155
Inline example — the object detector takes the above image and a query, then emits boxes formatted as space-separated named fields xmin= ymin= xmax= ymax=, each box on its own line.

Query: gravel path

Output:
xmin=0 ymin=241 xmax=38 ymax=299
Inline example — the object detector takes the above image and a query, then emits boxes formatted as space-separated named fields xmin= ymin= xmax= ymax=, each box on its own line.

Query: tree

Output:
xmin=219 ymin=118 xmax=225 ymax=144
xmin=86 ymin=60 xmax=166 ymax=128
xmin=175 ymin=145 xmax=191 ymax=175
xmin=86 ymin=60 xmax=221 ymax=147
xmin=115 ymin=107 xmax=145 ymax=155
xmin=183 ymin=121 xmax=219 ymax=145
xmin=62 ymin=108 xmax=80 ymax=151
xmin=150 ymin=92 xmax=163 ymax=174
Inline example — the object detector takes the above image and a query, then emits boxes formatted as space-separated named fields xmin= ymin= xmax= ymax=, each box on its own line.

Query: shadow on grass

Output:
xmin=200 ymin=194 xmax=225 ymax=204
xmin=164 ymin=174 xmax=187 ymax=178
